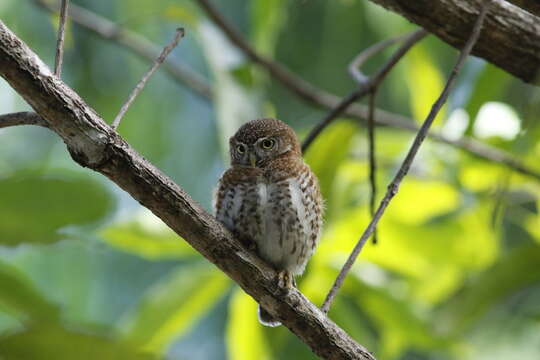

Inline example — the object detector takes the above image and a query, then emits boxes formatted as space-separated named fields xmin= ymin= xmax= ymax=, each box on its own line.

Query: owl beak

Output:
xmin=249 ymin=153 xmax=257 ymax=167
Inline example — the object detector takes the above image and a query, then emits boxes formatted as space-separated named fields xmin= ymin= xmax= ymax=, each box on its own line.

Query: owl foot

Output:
xmin=277 ymin=270 xmax=294 ymax=290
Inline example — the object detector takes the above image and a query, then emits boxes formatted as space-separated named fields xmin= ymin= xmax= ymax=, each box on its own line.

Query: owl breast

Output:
xmin=215 ymin=164 xmax=322 ymax=276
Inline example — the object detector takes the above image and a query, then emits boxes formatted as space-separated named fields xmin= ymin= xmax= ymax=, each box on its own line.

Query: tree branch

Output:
xmin=194 ymin=0 xmax=540 ymax=182
xmin=366 ymin=0 xmax=540 ymax=83
xmin=34 ymin=0 xmax=212 ymax=100
xmin=0 ymin=20 xmax=375 ymax=360
xmin=112 ymin=28 xmax=185 ymax=130
xmin=321 ymin=0 xmax=493 ymax=314
xmin=366 ymin=88 xmax=379 ymax=244
xmin=53 ymin=0 xmax=68 ymax=77
xmin=0 ymin=112 xmax=49 ymax=129
xmin=348 ymin=32 xmax=412 ymax=84
xmin=505 ymin=0 xmax=540 ymax=17
xmin=33 ymin=0 xmax=540 ymax=182
xmin=302 ymin=29 xmax=427 ymax=152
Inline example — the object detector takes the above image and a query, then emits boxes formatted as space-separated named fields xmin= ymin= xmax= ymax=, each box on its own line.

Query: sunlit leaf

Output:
xmin=405 ymin=45 xmax=445 ymax=124
xmin=250 ymin=0 xmax=288 ymax=57
xmin=121 ymin=264 xmax=230 ymax=353
xmin=163 ymin=3 xmax=199 ymax=27
xmin=389 ymin=179 xmax=460 ymax=224
xmin=226 ymin=289 xmax=271 ymax=360
xmin=458 ymin=161 xmax=504 ymax=192
xmin=525 ymin=210 xmax=540 ymax=243
xmin=300 ymin=257 xmax=337 ymax=306
xmin=321 ymin=203 xmax=497 ymax=304
xmin=0 ymin=174 xmax=113 ymax=246
xmin=304 ymin=121 xmax=357 ymax=220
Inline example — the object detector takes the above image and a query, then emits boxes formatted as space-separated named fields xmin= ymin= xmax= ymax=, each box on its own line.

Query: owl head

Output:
xmin=229 ymin=118 xmax=301 ymax=168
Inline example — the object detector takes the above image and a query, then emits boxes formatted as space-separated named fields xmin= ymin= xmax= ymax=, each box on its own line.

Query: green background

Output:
xmin=0 ymin=0 xmax=539 ymax=359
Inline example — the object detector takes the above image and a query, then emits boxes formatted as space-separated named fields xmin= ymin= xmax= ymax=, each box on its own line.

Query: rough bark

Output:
xmin=505 ymin=0 xmax=540 ymax=17
xmin=0 ymin=20 xmax=375 ymax=360
xmin=367 ymin=0 xmax=540 ymax=83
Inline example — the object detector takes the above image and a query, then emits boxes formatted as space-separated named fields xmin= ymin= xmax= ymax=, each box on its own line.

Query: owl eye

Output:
xmin=261 ymin=138 xmax=275 ymax=149
xmin=236 ymin=144 xmax=246 ymax=154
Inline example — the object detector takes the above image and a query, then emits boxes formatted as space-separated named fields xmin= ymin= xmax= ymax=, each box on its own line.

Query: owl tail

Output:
xmin=258 ymin=305 xmax=281 ymax=327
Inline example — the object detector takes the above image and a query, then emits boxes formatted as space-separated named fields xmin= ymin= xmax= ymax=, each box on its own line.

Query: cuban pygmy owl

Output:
xmin=214 ymin=118 xmax=323 ymax=327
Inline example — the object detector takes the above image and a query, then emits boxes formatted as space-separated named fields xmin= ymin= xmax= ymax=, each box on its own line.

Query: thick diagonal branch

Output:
xmin=366 ymin=0 xmax=540 ymax=83
xmin=505 ymin=0 xmax=540 ymax=17
xmin=0 ymin=20 xmax=374 ymax=360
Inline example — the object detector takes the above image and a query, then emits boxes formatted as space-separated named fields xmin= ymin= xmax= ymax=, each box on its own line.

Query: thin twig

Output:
xmin=112 ymin=28 xmax=185 ymax=130
xmin=301 ymin=29 xmax=428 ymax=152
xmin=0 ymin=112 xmax=49 ymax=129
xmin=194 ymin=0 xmax=540 ymax=182
xmin=54 ymin=0 xmax=69 ymax=77
xmin=320 ymin=0 xmax=493 ymax=314
xmin=34 ymin=0 xmax=212 ymax=100
xmin=367 ymin=88 xmax=378 ymax=244
xmin=34 ymin=0 xmax=539 ymax=182
xmin=349 ymin=32 xmax=414 ymax=85
xmin=347 ymin=32 xmax=421 ymax=245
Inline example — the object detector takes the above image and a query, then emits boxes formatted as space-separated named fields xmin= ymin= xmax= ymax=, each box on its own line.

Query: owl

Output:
xmin=214 ymin=118 xmax=323 ymax=327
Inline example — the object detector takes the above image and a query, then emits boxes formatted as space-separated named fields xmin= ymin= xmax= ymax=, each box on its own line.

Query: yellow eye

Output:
xmin=261 ymin=139 xmax=275 ymax=149
xmin=236 ymin=144 xmax=246 ymax=154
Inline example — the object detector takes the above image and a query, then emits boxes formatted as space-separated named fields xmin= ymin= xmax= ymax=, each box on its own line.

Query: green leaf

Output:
xmin=100 ymin=214 xmax=196 ymax=260
xmin=0 ymin=260 xmax=59 ymax=322
xmin=320 ymin=202 xmax=498 ymax=304
xmin=162 ymin=3 xmax=199 ymax=27
xmin=304 ymin=121 xmax=357 ymax=220
xmin=388 ymin=179 xmax=459 ymax=225
xmin=404 ymin=44 xmax=446 ymax=124
xmin=226 ymin=288 xmax=271 ymax=360
xmin=438 ymin=242 xmax=540 ymax=335
xmin=250 ymin=0 xmax=288 ymax=57
xmin=330 ymin=298 xmax=377 ymax=352
xmin=0 ymin=173 xmax=113 ymax=246
xmin=458 ymin=161 xmax=505 ymax=192
xmin=526 ymin=209 xmax=540 ymax=243
xmin=0 ymin=323 xmax=156 ymax=360
xmin=121 ymin=264 xmax=230 ymax=353
xmin=347 ymin=279 xmax=450 ymax=360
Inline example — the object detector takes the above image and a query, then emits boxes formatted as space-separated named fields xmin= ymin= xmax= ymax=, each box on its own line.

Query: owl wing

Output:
xmin=214 ymin=167 xmax=262 ymax=250
xmin=213 ymin=169 xmax=236 ymax=230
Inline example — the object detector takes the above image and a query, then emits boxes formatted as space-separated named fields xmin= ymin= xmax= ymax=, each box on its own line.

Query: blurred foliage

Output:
xmin=0 ymin=0 xmax=539 ymax=359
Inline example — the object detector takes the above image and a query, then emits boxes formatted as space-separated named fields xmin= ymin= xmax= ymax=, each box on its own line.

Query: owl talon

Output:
xmin=277 ymin=270 xmax=294 ymax=290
